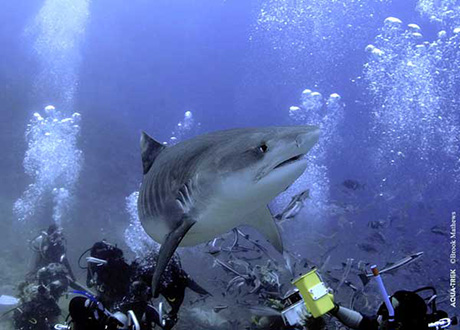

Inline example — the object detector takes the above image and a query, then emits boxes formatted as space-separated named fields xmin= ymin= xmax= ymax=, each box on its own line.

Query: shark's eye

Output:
xmin=259 ymin=144 xmax=268 ymax=153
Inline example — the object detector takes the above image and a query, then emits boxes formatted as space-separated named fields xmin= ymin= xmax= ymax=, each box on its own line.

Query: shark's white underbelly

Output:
xmin=180 ymin=198 xmax=252 ymax=246
xmin=142 ymin=198 xmax=253 ymax=247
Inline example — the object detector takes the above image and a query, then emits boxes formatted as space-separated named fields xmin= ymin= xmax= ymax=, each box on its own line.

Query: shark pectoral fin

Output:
xmin=151 ymin=215 xmax=196 ymax=297
xmin=248 ymin=207 xmax=283 ymax=254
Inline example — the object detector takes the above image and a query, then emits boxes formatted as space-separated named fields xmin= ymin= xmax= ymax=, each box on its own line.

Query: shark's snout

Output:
xmin=295 ymin=127 xmax=320 ymax=150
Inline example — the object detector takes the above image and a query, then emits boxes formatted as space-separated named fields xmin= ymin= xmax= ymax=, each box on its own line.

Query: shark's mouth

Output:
xmin=273 ymin=154 xmax=304 ymax=170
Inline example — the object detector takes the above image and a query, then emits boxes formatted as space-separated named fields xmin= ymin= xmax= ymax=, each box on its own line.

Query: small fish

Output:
xmin=368 ymin=220 xmax=387 ymax=230
xmin=274 ymin=189 xmax=310 ymax=222
xmin=320 ymin=255 xmax=331 ymax=273
xmin=246 ymin=305 xmax=282 ymax=317
xmin=344 ymin=280 xmax=359 ymax=292
xmin=357 ymin=243 xmax=379 ymax=253
xmin=369 ymin=232 xmax=386 ymax=244
xmin=206 ymin=238 xmax=222 ymax=255
xmin=431 ymin=225 xmax=449 ymax=237
xmin=342 ymin=179 xmax=365 ymax=191
xmin=323 ymin=273 xmax=359 ymax=292
xmin=213 ymin=305 xmax=228 ymax=313
xmin=236 ymin=229 xmax=275 ymax=261
xmin=337 ymin=258 xmax=354 ymax=291
xmin=238 ymin=255 xmax=263 ymax=262
xmin=230 ymin=228 xmax=239 ymax=250
xmin=359 ymin=252 xmax=424 ymax=285
xmin=213 ymin=258 xmax=243 ymax=277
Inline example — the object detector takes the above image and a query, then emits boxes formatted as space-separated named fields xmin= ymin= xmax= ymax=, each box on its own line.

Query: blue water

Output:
xmin=1 ymin=0 xmax=459 ymax=329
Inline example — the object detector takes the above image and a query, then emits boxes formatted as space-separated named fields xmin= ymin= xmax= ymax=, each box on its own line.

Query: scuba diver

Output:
xmin=67 ymin=240 xmax=157 ymax=330
xmin=84 ymin=240 xmax=131 ymax=309
xmin=12 ymin=224 xmax=78 ymax=330
xmin=13 ymin=283 xmax=61 ymax=330
xmin=330 ymin=287 xmax=456 ymax=330
xmin=28 ymin=224 xmax=76 ymax=282
xmin=63 ymin=292 xmax=138 ymax=330
xmin=281 ymin=266 xmax=457 ymax=330
xmin=74 ymin=240 xmax=209 ymax=329
xmin=130 ymin=250 xmax=211 ymax=327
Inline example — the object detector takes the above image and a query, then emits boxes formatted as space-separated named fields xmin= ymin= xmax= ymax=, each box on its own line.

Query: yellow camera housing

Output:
xmin=292 ymin=268 xmax=335 ymax=318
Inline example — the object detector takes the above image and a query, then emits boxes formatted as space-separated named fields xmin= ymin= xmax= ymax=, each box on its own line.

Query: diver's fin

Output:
xmin=0 ymin=295 xmax=19 ymax=307
xmin=186 ymin=276 xmax=211 ymax=296
xmin=0 ymin=295 xmax=19 ymax=315
xmin=151 ymin=215 xmax=196 ymax=297
xmin=67 ymin=277 xmax=96 ymax=296
xmin=248 ymin=207 xmax=283 ymax=254
xmin=140 ymin=131 xmax=165 ymax=175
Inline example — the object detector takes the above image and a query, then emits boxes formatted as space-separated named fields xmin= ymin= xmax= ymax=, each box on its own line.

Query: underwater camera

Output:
xmin=281 ymin=268 xmax=334 ymax=326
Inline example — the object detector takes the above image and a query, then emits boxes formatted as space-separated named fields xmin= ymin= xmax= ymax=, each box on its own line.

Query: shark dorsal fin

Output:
xmin=140 ymin=131 xmax=165 ymax=175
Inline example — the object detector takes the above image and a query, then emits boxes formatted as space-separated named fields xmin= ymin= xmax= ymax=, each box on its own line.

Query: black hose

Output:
xmin=77 ymin=247 xmax=92 ymax=270
xmin=413 ymin=286 xmax=437 ymax=312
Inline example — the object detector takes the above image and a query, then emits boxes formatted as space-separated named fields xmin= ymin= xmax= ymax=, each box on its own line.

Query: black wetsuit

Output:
xmin=86 ymin=241 xmax=131 ymax=309
xmin=30 ymin=232 xmax=76 ymax=281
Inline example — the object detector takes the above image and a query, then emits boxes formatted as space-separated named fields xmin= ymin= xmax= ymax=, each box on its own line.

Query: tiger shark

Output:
xmin=138 ymin=126 xmax=320 ymax=296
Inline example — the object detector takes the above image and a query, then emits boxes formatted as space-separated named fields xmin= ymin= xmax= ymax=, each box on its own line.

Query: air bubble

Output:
xmin=124 ymin=191 xmax=159 ymax=258
xmin=311 ymin=92 xmax=323 ymax=100
xmin=384 ymin=17 xmax=403 ymax=28
xmin=14 ymin=108 xmax=83 ymax=223
xmin=407 ymin=24 xmax=421 ymax=32
xmin=365 ymin=44 xmax=376 ymax=52
xmin=329 ymin=93 xmax=341 ymax=100
xmin=44 ymin=105 xmax=56 ymax=113
xmin=371 ymin=48 xmax=384 ymax=57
